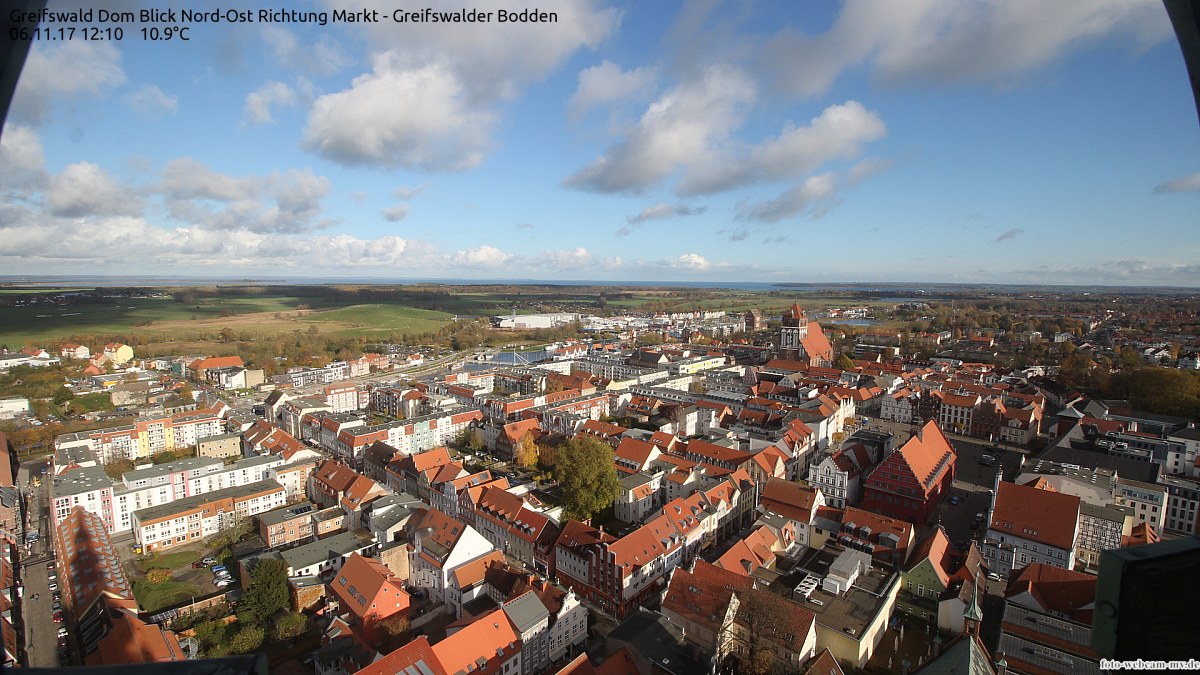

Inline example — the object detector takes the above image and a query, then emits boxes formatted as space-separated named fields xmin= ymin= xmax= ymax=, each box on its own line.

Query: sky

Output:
xmin=1 ymin=0 xmax=1199 ymax=286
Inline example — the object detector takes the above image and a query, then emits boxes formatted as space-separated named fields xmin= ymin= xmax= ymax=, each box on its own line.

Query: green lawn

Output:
xmin=132 ymin=578 xmax=203 ymax=613
xmin=140 ymin=548 xmax=203 ymax=572
xmin=67 ymin=392 xmax=114 ymax=413
xmin=304 ymin=303 xmax=455 ymax=337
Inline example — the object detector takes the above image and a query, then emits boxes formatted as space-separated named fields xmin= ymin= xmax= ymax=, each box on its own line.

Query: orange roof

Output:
xmin=452 ymin=550 xmax=506 ymax=590
xmin=760 ymin=477 xmax=821 ymax=523
xmin=716 ymin=526 xmax=778 ymax=576
xmin=1004 ymin=562 xmax=1096 ymax=623
xmin=991 ymin=481 xmax=1080 ymax=551
xmin=908 ymin=527 xmax=952 ymax=588
xmin=314 ymin=459 xmax=360 ymax=492
xmin=354 ymin=636 xmax=447 ymax=675
xmin=503 ymin=417 xmax=541 ymax=444
xmin=189 ymin=355 xmax=244 ymax=371
xmin=663 ymin=563 xmax=745 ymax=632
xmin=614 ymin=437 xmax=659 ymax=468
xmin=330 ymin=553 xmax=409 ymax=623
xmin=801 ymin=648 xmax=845 ymax=675
xmin=432 ymin=609 xmax=521 ymax=675
xmin=894 ymin=420 xmax=957 ymax=489
xmin=85 ymin=597 xmax=185 ymax=665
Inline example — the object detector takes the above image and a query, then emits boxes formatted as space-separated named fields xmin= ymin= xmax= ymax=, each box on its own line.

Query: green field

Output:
xmin=132 ymin=578 xmax=203 ymax=613
xmin=304 ymin=303 xmax=455 ymax=337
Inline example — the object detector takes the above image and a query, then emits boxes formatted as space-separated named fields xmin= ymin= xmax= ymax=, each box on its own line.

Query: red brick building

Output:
xmin=860 ymin=420 xmax=956 ymax=525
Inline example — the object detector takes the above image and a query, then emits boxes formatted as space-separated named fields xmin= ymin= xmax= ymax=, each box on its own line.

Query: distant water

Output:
xmin=1 ymin=275 xmax=1195 ymax=294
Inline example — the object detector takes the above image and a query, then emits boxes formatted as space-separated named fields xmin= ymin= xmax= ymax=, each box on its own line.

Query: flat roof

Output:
xmin=258 ymin=501 xmax=316 ymax=527
xmin=51 ymin=465 xmax=111 ymax=498
xmin=123 ymin=457 xmax=223 ymax=483
xmin=133 ymin=479 xmax=284 ymax=524
xmin=280 ymin=529 xmax=374 ymax=571
xmin=775 ymin=547 xmax=898 ymax=638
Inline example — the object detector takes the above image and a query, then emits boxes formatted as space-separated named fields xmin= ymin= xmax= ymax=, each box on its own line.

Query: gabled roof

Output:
xmin=330 ymin=553 xmax=409 ymax=622
xmin=990 ymin=481 xmax=1080 ymax=551
xmin=353 ymin=635 xmax=448 ymax=675
xmin=431 ymin=608 xmax=521 ymax=675
xmin=662 ymin=564 xmax=740 ymax=634
xmin=760 ymin=477 xmax=821 ymax=523
xmin=452 ymin=550 xmax=506 ymax=590
xmin=313 ymin=459 xmax=360 ymax=493
xmin=680 ymin=438 xmax=754 ymax=465
xmin=888 ymin=420 xmax=956 ymax=491
xmin=1004 ymin=562 xmax=1096 ymax=623
xmin=715 ymin=526 xmax=778 ymax=576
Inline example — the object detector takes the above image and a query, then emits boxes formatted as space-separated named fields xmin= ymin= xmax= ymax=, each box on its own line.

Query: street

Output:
xmin=16 ymin=460 xmax=61 ymax=667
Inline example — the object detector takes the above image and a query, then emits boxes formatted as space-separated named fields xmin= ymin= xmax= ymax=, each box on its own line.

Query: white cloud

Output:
xmin=451 ymin=245 xmax=512 ymax=268
xmin=1154 ymin=172 xmax=1200 ymax=194
xmin=381 ymin=204 xmax=410 ymax=222
xmin=158 ymin=159 xmax=332 ymax=233
xmin=262 ymin=26 xmax=351 ymax=76
xmin=242 ymin=82 xmax=297 ymax=126
xmin=569 ymin=61 xmax=658 ymax=119
xmin=626 ymin=203 xmax=705 ymax=225
xmin=330 ymin=0 xmax=620 ymax=102
xmin=761 ymin=0 xmax=1171 ymax=96
xmin=47 ymin=162 xmax=142 ymax=218
xmin=124 ymin=84 xmax=178 ymax=120
xmin=11 ymin=41 xmax=126 ymax=124
xmin=670 ymin=253 xmax=711 ymax=271
xmin=679 ymin=101 xmax=886 ymax=195
xmin=565 ymin=64 xmax=756 ymax=194
xmin=304 ymin=57 xmax=494 ymax=171
xmin=541 ymin=247 xmax=594 ymax=269
xmin=0 ymin=124 xmax=46 ymax=193
xmin=736 ymin=172 xmax=840 ymax=224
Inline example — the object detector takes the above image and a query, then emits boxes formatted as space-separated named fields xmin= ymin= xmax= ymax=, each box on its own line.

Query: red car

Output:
xmin=52 ymin=610 xmax=63 ymax=623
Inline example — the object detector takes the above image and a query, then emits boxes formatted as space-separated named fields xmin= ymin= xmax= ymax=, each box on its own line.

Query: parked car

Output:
xmin=57 ymin=627 xmax=68 ymax=638
xmin=949 ymin=495 xmax=962 ymax=505
xmin=192 ymin=561 xmax=207 ymax=569
xmin=199 ymin=557 xmax=217 ymax=565
xmin=211 ymin=564 xmax=226 ymax=572
xmin=979 ymin=454 xmax=996 ymax=466
xmin=215 ymin=579 xmax=234 ymax=587
xmin=52 ymin=600 xmax=62 ymax=611
xmin=47 ymin=581 xmax=58 ymax=591
xmin=53 ymin=610 xmax=63 ymax=623
xmin=987 ymin=572 xmax=1002 ymax=582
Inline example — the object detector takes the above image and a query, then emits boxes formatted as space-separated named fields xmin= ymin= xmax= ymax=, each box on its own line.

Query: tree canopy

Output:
xmin=238 ymin=558 xmax=290 ymax=625
xmin=557 ymin=435 xmax=619 ymax=521
xmin=514 ymin=432 xmax=539 ymax=469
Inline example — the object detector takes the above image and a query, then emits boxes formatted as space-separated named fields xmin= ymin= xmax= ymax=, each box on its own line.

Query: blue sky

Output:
xmin=2 ymin=0 xmax=1198 ymax=285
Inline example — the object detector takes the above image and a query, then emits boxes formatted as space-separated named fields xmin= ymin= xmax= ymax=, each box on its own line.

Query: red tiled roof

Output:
xmin=354 ymin=636 xmax=447 ymax=675
xmin=432 ymin=608 xmax=521 ymax=675
xmin=991 ymin=481 xmax=1080 ymax=551
xmin=760 ymin=477 xmax=821 ymax=523
xmin=331 ymin=553 xmax=409 ymax=623
xmin=1004 ymin=562 xmax=1096 ymax=623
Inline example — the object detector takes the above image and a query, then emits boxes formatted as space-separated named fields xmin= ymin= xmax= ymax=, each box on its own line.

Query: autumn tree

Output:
xmin=514 ymin=432 xmax=539 ymax=469
xmin=557 ymin=435 xmax=619 ymax=521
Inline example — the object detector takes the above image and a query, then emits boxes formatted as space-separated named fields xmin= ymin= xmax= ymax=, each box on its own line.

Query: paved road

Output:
xmin=16 ymin=460 xmax=61 ymax=667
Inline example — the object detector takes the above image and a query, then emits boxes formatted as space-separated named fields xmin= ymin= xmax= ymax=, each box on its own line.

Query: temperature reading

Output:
xmin=141 ymin=26 xmax=189 ymax=40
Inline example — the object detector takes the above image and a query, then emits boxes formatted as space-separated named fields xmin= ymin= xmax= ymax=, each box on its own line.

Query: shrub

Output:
xmin=145 ymin=568 xmax=172 ymax=584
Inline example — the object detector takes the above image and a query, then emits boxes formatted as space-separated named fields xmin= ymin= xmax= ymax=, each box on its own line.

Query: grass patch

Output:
xmin=132 ymin=578 xmax=203 ymax=614
xmin=66 ymin=392 xmax=114 ymax=413
xmin=140 ymin=548 xmax=202 ymax=572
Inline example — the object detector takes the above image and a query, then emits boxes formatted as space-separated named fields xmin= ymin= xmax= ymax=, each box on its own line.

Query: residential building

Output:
xmin=407 ymin=507 xmax=496 ymax=604
xmin=277 ymin=529 xmax=377 ymax=578
xmin=329 ymin=553 xmax=410 ymax=644
xmin=131 ymin=479 xmax=287 ymax=552
xmin=259 ymin=501 xmax=318 ymax=548
xmin=899 ymin=527 xmax=986 ymax=629
xmin=54 ymin=506 xmax=132 ymax=622
xmin=197 ymin=432 xmax=241 ymax=458
xmin=980 ymin=479 xmax=1081 ymax=578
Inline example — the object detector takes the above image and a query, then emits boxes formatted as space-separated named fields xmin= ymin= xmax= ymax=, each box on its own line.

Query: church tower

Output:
xmin=779 ymin=302 xmax=808 ymax=360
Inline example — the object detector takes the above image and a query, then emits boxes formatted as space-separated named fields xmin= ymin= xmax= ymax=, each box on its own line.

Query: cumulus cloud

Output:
xmin=11 ymin=41 xmax=126 ymax=124
xmin=761 ymin=0 xmax=1170 ymax=96
xmin=736 ymin=172 xmax=840 ymax=224
xmin=0 ymin=124 xmax=47 ymax=193
xmin=158 ymin=158 xmax=332 ymax=233
xmin=626 ymin=203 xmax=706 ymax=225
xmin=569 ymin=61 xmax=658 ymax=119
xmin=243 ymin=82 xmax=298 ymax=126
xmin=392 ymin=184 xmax=427 ymax=200
xmin=679 ymin=100 xmax=886 ymax=195
xmin=47 ymin=162 xmax=142 ymax=218
xmin=451 ymin=245 xmax=512 ymax=268
xmin=303 ymin=57 xmax=494 ymax=171
xmin=1153 ymin=172 xmax=1200 ymax=194
xmin=994 ymin=228 xmax=1025 ymax=242
xmin=124 ymin=84 xmax=179 ymax=120
xmin=670 ymin=253 xmax=711 ymax=271
xmin=565 ymin=64 xmax=756 ymax=194
xmin=381 ymin=204 xmax=411 ymax=222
